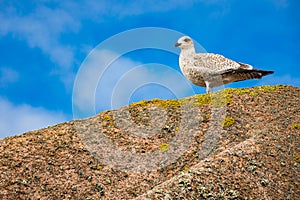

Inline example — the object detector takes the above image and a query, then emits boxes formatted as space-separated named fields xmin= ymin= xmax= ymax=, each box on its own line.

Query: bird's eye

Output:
xmin=184 ymin=38 xmax=191 ymax=42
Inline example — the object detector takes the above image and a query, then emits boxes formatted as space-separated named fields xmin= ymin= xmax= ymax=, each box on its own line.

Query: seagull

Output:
xmin=174 ymin=36 xmax=274 ymax=93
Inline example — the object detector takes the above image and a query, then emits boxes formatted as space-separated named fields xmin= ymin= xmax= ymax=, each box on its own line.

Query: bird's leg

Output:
xmin=205 ymin=81 xmax=211 ymax=94
xmin=206 ymin=87 xmax=213 ymax=94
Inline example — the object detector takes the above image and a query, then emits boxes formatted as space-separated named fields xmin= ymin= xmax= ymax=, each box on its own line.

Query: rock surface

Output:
xmin=0 ymin=85 xmax=299 ymax=199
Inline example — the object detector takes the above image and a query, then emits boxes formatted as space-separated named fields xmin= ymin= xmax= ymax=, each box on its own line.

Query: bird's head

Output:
xmin=174 ymin=36 xmax=194 ymax=50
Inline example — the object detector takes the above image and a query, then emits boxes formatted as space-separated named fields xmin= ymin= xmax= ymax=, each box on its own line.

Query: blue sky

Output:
xmin=0 ymin=0 xmax=299 ymax=138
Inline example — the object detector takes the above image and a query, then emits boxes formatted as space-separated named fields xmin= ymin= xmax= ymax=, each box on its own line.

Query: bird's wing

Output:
xmin=220 ymin=68 xmax=274 ymax=84
xmin=237 ymin=62 xmax=253 ymax=70
xmin=194 ymin=53 xmax=243 ymax=72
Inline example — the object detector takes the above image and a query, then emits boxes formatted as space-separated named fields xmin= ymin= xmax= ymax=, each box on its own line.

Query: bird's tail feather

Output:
xmin=221 ymin=68 xmax=274 ymax=84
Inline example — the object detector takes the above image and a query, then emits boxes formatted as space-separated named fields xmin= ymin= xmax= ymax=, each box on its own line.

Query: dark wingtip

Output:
xmin=264 ymin=70 xmax=274 ymax=75
xmin=252 ymin=68 xmax=274 ymax=76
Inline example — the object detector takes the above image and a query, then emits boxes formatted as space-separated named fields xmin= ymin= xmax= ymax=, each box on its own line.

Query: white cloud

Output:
xmin=0 ymin=97 xmax=68 ymax=138
xmin=0 ymin=0 xmax=225 ymax=90
xmin=0 ymin=67 xmax=19 ymax=87
xmin=72 ymin=49 xmax=194 ymax=118
xmin=72 ymin=49 xmax=122 ymax=117
xmin=72 ymin=49 xmax=143 ymax=117
xmin=0 ymin=4 xmax=79 ymax=69
xmin=0 ymin=0 xmax=219 ymax=66
xmin=95 ymin=51 xmax=144 ymax=111
xmin=109 ymin=63 xmax=196 ymax=110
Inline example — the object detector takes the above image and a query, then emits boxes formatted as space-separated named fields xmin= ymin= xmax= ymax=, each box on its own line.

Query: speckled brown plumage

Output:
xmin=175 ymin=36 xmax=274 ymax=93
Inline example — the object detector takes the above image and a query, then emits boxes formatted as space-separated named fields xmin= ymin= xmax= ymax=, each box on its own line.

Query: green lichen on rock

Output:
xmin=226 ymin=87 xmax=260 ymax=97
xmin=182 ymin=167 xmax=189 ymax=172
xmin=212 ymin=90 xmax=232 ymax=106
xmin=130 ymin=98 xmax=181 ymax=109
xmin=225 ymin=85 xmax=288 ymax=97
xmin=127 ymin=86 xmax=288 ymax=111
xmin=191 ymin=93 xmax=211 ymax=106
xmin=293 ymin=155 xmax=300 ymax=163
xmin=257 ymin=85 xmax=287 ymax=92
xmin=187 ymin=92 xmax=229 ymax=108
xmin=130 ymin=92 xmax=228 ymax=109
xmin=99 ymin=85 xmax=289 ymax=119
xmin=160 ymin=143 xmax=170 ymax=152
xmin=292 ymin=123 xmax=300 ymax=129
xmin=103 ymin=115 xmax=112 ymax=121
xmin=222 ymin=117 xmax=235 ymax=127
xmin=100 ymin=111 xmax=115 ymax=125
xmin=190 ymin=90 xmax=231 ymax=107
xmin=90 ymin=165 xmax=103 ymax=170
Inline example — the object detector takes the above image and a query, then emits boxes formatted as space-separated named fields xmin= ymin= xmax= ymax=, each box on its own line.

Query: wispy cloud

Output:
xmin=73 ymin=49 xmax=143 ymax=117
xmin=0 ymin=0 xmax=224 ymax=89
xmin=0 ymin=67 xmax=19 ymax=87
xmin=95 ymin=51 xmax=144 ymax=111
xmin=0 ymin=5 xmax=79 ymax=69
xmin=0 ymin=97 xmax=68 ymax=138
xmin=73 ymin=49 xmax=194 ymax=118
xmin=108 ymin=63 xmax=195 ymax=109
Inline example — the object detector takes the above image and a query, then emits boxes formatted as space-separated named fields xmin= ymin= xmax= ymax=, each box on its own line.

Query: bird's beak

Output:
xmin=174 ymin=42 xmax=181 ymax=47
